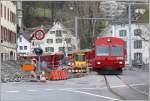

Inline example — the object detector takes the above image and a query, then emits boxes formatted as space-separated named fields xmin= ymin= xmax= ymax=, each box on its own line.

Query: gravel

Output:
xmin=1 ymin=60 xmax=27 ymax=83
xmin=124 ymin=64 xmax=149 ymax=72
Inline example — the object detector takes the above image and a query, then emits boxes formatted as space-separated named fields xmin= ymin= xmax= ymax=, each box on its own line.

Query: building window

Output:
xmin=19 ymin=46 xmax=23 ymax=50
xmin=7 ymin=8 xmax=9 ymax=20
xmin=19 ymin=37 xmax=22 ymax=42
xmin=1 ymin=26 xmax=4 ymax=41
xmin=56 ymin=30 xmax=62 ymax=37
xmin=45 ymin=47 xmax=54 ymax=52
xmin=1 ymin=4 xmax=2 ymax=17
xmin=134 ymin=29 xmax=142 ymax=36
xmin=4 ymin=6 xmax=6 ymax=19
xmin=65 ymin=38 xmax=71 ymax=43
xmin=59 ymin=47 xmax=64 ymax=51
xmin=134 ymin=52 xmax=142 ymax=64
xmin=24 ymin=46 xmax=27 ymax=50
xmin=47 ymin=39 xmax=53 ymax=43
xmin=56 ymin=38 xmax=62 ymax=43
xmin=50 ymin=31 xmax=55 ymax=34
xmin=62 ymin=31 xmax=67 ymax=34
xmin=119 ymin=30 xmax=126 ymax=37
xmin=4 ymin=28 xmax=7 ymax=41
xmin=134 ymin=40 xmax=142 ymax=49
xmin=68 ymin=47 xmax=72 ymax=51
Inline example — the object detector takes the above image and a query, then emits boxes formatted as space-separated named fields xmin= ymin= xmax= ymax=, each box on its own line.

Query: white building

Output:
xmin=0 ymin=1 xmax=17 ymax=61
xmin=99 ymin=23 xmax=149 ymax=65
xmin=31 ymin=22 xmax=78 ymax=54
xmin=17 ymin=34 xmax=31 ymax=56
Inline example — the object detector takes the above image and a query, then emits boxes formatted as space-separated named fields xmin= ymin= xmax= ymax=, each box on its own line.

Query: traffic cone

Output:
xmin=50 ymin=70 xmax=55 ymax=80
xmin=63 ymin=70 xmax=68 ymax=79
xmin=59 ymin=70 xmax=63 ymax=80
xmin=54 ymin=70 xmax=59 ymax=80
xmin=61 ymin=70 xmax=64 ymax=80
xmin=40 ymin=71 xmax=47 ymax=82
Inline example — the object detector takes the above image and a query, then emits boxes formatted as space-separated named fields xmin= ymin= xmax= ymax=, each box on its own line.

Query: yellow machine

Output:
xmin=68 ymin=50 xmax=89 ymax=73
xmin=74 ymin=53 xmax=87 ymax=68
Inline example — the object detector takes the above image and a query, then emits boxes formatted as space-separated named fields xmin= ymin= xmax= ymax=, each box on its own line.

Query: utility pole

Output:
xmin=92 ymin=19 xmax=96 ymax=45
xmin=148 ymin=0 xmax=150 ymax=74
xmin=128 ymin=4 xmax=132 ymax=67
xmin=75 ymin=16 xmax=80 ymax=50
xmin=75 ymin=16 xmax=78 ymax=39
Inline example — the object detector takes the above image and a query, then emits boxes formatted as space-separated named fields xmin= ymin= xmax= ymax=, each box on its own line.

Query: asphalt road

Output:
xmin=1 ymin=70 xmax=149 ymax=101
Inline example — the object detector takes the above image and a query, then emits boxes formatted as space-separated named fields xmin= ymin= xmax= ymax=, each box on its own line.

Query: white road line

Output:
xmin=63 ymin=89 xmax=119 ymax=101
xmin=27 ymin=90 xmax=38 ymax=92
xmin=45 ymin=89 xmax=54 ymax=91
xmin=7 ymin=90 xmax=19 ymax=93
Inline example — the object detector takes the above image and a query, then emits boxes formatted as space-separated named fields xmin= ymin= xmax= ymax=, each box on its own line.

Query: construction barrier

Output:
xmin=49 ymin=70 xmax=68 ymax=80
xmin=22 ymin=64 xmax=35 ymax=71
xmin=40 ymin=71 xmax=47 ymax=82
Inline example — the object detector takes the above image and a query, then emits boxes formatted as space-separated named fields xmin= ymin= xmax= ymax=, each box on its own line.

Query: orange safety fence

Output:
xmin=49 ymin=70 xmax=68 ymax=80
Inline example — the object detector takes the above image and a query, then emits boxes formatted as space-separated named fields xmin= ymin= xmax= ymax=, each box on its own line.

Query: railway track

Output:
xmin=115 ymin=75 xmax=149 ymax=96
xmin=104 ymin=75 xmax=148 ymax=100
xmin=104 ymin=75 xmax=126 ymax=100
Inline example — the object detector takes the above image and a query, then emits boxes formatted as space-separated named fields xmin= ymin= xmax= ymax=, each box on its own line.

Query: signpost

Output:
xmin=34 ymin=29 xmax=45 ymax=40
xmin=34 ymin=29 xmax=45 ymax=73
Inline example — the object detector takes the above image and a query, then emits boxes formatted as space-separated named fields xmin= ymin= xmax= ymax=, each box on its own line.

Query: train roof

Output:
xmin=95 ymin=37 xmax=125 ymax=45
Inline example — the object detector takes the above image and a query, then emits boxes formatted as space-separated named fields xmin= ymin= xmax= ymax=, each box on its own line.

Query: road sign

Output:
xmin=34 ymin=48 xmax=43 ymax=55
xmin=34 ymin=29 xmax=45 ymax=40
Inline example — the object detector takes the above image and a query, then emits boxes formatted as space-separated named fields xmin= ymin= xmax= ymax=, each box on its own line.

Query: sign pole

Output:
xmin=34 ymin=28 xmax=45 ymax=73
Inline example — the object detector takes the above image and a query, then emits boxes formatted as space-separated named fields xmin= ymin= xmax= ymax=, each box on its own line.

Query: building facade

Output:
xmin=31 ymin=22 xmax=78 ymax=55
xmin=0 ymin=1 xmax=17 ymax=61
xmin=99 ymin=23 xmax=149 ymax=65
xmin=17 ymin=34 xmax=31 ymax=56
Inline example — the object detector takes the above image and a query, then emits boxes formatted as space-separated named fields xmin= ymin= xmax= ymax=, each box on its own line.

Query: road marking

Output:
xmin=63 ymin=89 xmax=119 ymax=100
xmin=4 ymin=83 xmax=148 ymax=93
xmin=7 ymin=90 xmax=19 ymax=93
xmin=27 ymin=90 xmax=38 ymax=92
xmin=45 ymin=89 xmax=54 ymax=91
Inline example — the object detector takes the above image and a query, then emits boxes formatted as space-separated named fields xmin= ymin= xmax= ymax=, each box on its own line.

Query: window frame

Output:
xmin=134 ymin=29 xmax=142 ymax=36
xmin=119 ymin=30 xmax=127 ymax=37
xmin=56 ymin=38 xmax=62 ymax=43
xmin=134 ymin=40 xmax=142 ymax=49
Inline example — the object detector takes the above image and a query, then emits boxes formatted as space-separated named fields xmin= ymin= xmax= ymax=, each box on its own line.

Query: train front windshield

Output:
xmin=96 ymin=46 xmax=109 ymax=56
xmin=111 ymin=45 xmax=123 ymax=56
xmin=96 ymin=45 xmax=123 ymax=56
xmin=75 ymin=55 xmax=85 ymax=61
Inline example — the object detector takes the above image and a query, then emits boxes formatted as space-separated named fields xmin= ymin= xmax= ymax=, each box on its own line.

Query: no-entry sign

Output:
xmin=34 ymin=29 xmax=45 ymax=40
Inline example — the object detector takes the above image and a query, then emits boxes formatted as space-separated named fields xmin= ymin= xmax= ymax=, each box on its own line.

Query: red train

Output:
xmin=91 ymin=37 xmax=127 ymax=73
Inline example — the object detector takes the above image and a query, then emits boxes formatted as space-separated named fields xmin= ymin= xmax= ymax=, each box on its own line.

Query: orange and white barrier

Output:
xmin=40 ymin=71 xmax=47 ymax=82
xmin=49 ymin=70 xmax=68 ymax=80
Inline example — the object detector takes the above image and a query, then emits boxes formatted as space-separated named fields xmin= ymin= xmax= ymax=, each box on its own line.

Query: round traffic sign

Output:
xmin=34 ymin=29 xmax=45 ymax=40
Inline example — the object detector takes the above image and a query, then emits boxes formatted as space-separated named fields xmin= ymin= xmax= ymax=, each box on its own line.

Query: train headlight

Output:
xmin=107 ymin=39 xmax=111 ymax=42
xmin=97 ymin=62 xmax=101 ymax=64
xmin=119 ymin=61 xmax=123 ymax=64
